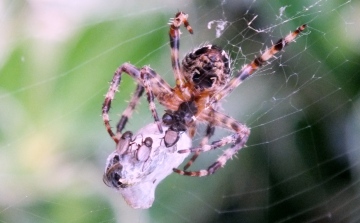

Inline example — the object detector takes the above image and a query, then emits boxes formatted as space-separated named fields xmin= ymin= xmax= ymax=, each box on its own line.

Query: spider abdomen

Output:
xmin=182 ymin=45 xmax=231 ymax=91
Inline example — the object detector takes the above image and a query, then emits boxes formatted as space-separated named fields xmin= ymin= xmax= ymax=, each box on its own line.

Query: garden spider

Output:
xmin=102 ymin=11 xmax=306 ymax=177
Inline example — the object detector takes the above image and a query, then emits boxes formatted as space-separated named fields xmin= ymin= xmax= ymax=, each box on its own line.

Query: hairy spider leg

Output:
xmin=183 ymin=103 xmax=218 ymax=171
xmin=102 ymin=63 xmax=174 ymax=142
xmin=183 ymin=123 xmax=215 ymax=170
xmin=174 ymin=109 xmax=250 ymax=176
xmin=102 ymin=64 xmax=128 ymax=143
xmin=116 ymin=84 xmax=144 ymax=138
xmin=209 ymin=24 xmax=307 ymax=106
xmin=169 ymin=11 xmax=193 ymax=90
xmin=140 ymin=67 xmax=164 ymax=133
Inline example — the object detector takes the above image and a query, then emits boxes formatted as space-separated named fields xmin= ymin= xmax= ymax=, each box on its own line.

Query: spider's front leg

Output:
xmin=173 ymin=109 xmax=250 ymax=177
xmin=169 ymin=11 xmax=193 ymax=90
xmin=116 ymin=84 xmax=145 ymax=137
xmin=102 ymin=63 xmax=172 ymax=143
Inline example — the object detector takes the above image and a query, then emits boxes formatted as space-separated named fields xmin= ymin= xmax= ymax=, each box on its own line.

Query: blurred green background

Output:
xmin=1 ymin=0 xmax=360 ymax=222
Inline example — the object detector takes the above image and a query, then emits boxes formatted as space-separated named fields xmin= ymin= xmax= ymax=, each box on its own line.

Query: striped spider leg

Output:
xmin=102 ymin=63 xmax=172 ymax=142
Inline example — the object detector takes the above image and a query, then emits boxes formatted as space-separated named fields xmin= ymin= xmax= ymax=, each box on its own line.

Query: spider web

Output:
xmin=1 ymin=0 xmax=359 ymax=222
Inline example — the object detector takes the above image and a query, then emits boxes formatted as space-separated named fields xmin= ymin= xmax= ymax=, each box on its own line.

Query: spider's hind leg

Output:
xmin=116 ymin=84 xmax=145 ymax=138
xmin=102 ymin=63 xmax=142 ymax=143
xmin=139 ymin=66 xmax=168 ymax=134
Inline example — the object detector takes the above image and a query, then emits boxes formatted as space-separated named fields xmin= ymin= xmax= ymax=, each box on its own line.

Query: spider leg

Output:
xmin=140 ymin=66 xmax=168 ymax=134
xmin=183 ymin=123 xmax=215 ymax=170
xmin=183 ymin=102 xmax=218 ymax=170
xmin=102 ymin=63 xmax=173 ymax=142
xmin=209 ymin=24 xmax=306 ymax=106
xmin=102 ymin=63 xmax=140 ymax=143
xmin=173 ymin=109 xmax=250 ymax=176
xmin=169 ymin=11 xmax=193 ymax=90
xmin=116 ymin=84 xmax=144 ymax=138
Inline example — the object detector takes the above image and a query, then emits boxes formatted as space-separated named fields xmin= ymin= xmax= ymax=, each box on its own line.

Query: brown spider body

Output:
xmin=182 ymin=45 xmax=231 ymax=91
xmin=156 ymin=45 xmax=231 ymax=146
xmin=154 ymin=45 xmax=230 ymax=111
xmin=102 ymin=11 xmax=306 ymax=177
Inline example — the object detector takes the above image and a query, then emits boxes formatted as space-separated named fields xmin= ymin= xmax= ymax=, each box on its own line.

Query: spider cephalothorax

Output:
xmin=162 ymin=101 xmax=198 ymax=147
xmin=102 ymin=11 xmax=306 ymax=177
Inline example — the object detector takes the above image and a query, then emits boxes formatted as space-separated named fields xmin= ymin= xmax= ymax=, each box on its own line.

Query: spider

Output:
xmin=103 ymin=122 xmax=191 ymax=208
xmin=102 ymin=11 xmax=306 ymax=177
